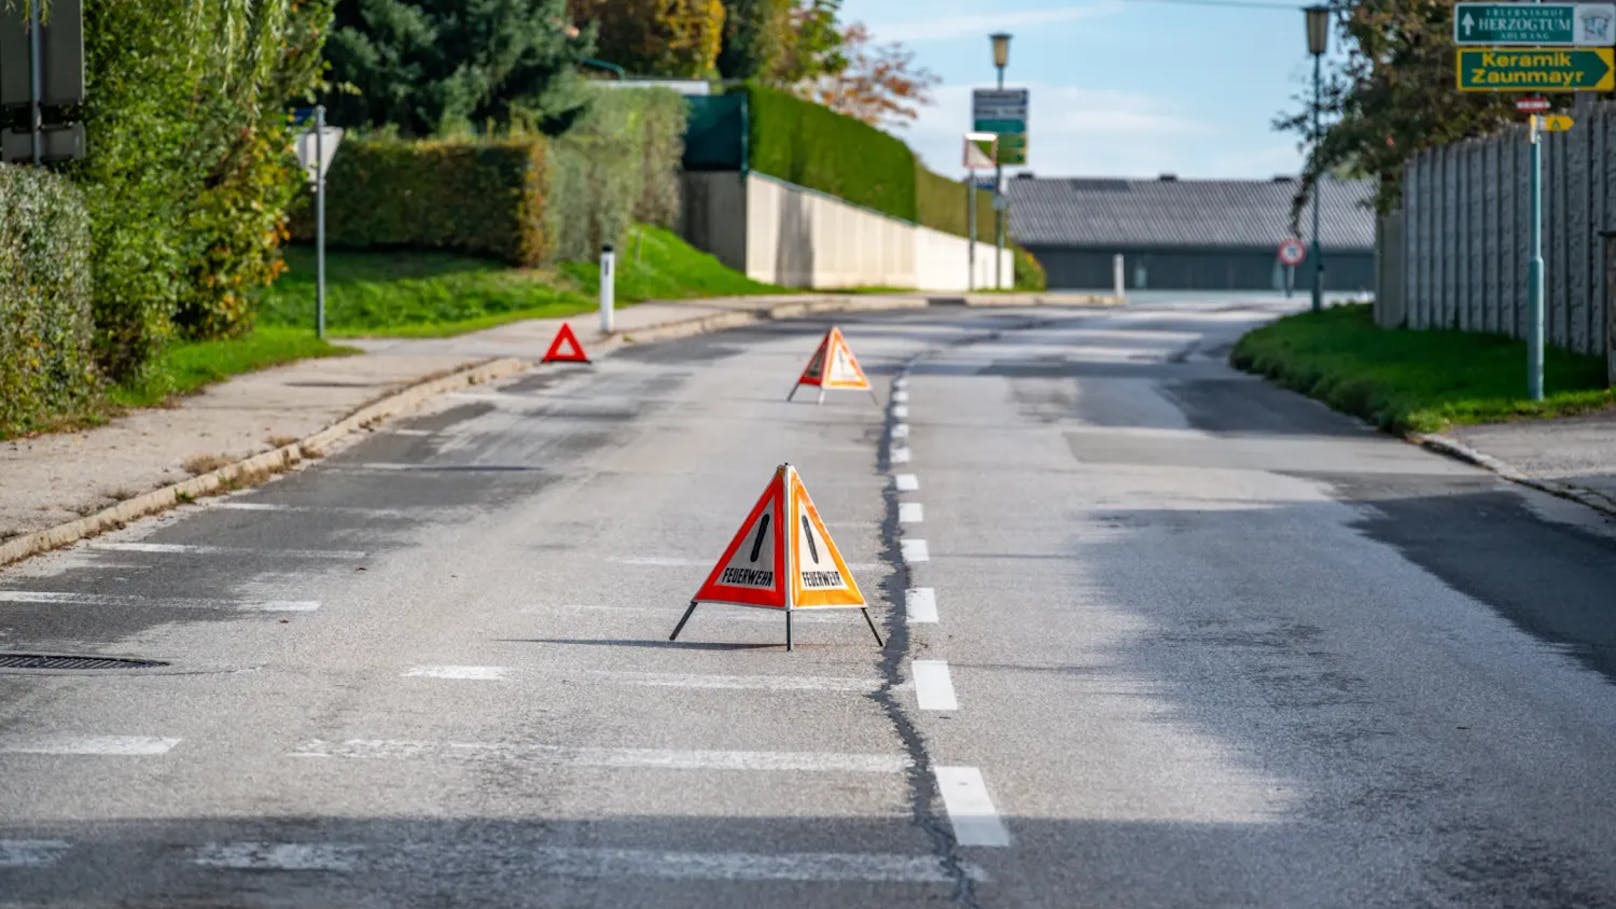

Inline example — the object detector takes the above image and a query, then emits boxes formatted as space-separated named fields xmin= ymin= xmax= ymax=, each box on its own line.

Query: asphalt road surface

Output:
xmin=5 ymin=300 xmax=1616 ymax=908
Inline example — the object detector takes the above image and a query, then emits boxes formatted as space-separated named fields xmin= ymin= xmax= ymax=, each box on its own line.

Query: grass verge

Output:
xmin=108 ymin=328 xmax=356 ymax=410
xmin=1231 ymin=304 xmax=1613 ymax=434
xmin=259 ymin=224 xmax=787 ymax=338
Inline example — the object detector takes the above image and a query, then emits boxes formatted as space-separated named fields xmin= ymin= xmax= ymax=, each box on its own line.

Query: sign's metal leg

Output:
xmin=787 ymin=382 xmax=799 ymax=402
xmin=786 ymin=610 xmax=793 ymax=651
xmin=669 ymin=601 xmax=698 ymax=641
xmin=861 ymin=608 xmax=884 ymax=647
xmin=868 ymin=387 xmax=880 ymax=406
xmin=816 ymin=387 xmax=826 ymax=405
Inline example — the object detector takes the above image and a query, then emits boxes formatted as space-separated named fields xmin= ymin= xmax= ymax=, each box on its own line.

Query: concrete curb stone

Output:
xmin=1416 ymin=432 xmax=1616 ymax=519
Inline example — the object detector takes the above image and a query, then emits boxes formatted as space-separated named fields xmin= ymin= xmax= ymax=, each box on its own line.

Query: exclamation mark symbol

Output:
xmin=749 ymin=514 xmax=771 ymax=562
xmin=801 ymin=515 xmax=820 ymax=564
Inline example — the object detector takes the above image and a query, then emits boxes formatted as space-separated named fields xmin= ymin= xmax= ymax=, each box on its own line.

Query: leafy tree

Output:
xmin=716 ymin=0 xmax=788 ymax=79
xmin=324 ymin=0 xmax=593 ymax=136
xmin=773 ymin=0 xmax=843 ymax=83
xmin=1277 ymin=0 xmax=1517 ymax=218
xmin=568 ymin=0 xmax=725 ymax=78
xmin=799 ymin=21 xmax=936 ymax=129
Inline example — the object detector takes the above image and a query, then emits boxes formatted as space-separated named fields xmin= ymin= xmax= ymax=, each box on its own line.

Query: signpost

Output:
xmin=1277 ymin=238 xmax=1306 ymax=299
xmin=1453 ymin=2 xmax=1616 ymax=45
xmin=961 ymin=132 xmax=998 ymax=292
xmin=1457 ymin=47 xmax=1614 ymax=91
xmin=971 ymin=88 xmax=1028 ymax=165
xmin=294 ymin=107 xmax=343 ymax=340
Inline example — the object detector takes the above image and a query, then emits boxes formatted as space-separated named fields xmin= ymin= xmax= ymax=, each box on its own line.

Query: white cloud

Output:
xmin=864 ymin=3 xmax=1118 ymax=43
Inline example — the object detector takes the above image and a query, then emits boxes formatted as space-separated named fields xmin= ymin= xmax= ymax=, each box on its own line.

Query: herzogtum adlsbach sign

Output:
xmin=1454 ymin=3 xmax=1616 ymax=45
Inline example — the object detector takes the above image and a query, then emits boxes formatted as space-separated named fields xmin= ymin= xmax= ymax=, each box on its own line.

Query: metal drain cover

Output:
xmin=0 ymin=654 xmax=169 ymax=670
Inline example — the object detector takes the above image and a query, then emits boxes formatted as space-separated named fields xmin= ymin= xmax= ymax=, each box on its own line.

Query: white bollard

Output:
xmin=599 ymin=243 xmax=616 ymax=334
xmin=1112 ymin=253 xmax=1125 ymax=300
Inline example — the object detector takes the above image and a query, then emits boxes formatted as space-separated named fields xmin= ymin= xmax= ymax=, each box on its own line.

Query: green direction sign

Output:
xmin=1457 ymin=47 xmax=1615 ymax=91
xmin=1454 ymin=3 xmax=1616 ymax=46
xmin=972 ymin=88 xmax=1028 ymax=166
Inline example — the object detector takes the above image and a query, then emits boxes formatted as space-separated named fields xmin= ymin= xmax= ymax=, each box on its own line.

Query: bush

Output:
xmin=1012 ymin=243 xmax=1047 ymax=291
xmin=0 ymin=166 xmax=99 ymax=437
xmin=548 ymin=87 xmax=686 ymax=261
xmin=915 ymin=164 xmax=994 ymax=240
xmin=290 ymin=137 xmax=552 ymax=266
xmin=742 ymin=83 xmax=917 ymax=220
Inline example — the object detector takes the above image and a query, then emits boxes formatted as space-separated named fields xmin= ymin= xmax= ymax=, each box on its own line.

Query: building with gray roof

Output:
xmin=1005 ymin=174 xmax=1377 ymax=292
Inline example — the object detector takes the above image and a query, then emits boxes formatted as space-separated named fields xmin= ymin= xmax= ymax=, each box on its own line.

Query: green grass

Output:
xmin=1231 ymin=303 xmax=1614 ymax=434
xmin=108 ymin=328 xmax=356 ymax=409
xmin=260 ymin=224 xmax=786 ymax=338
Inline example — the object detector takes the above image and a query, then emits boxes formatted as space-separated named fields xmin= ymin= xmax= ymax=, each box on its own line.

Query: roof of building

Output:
xmin=1004 ymin=175 xmax=1376 ymax=252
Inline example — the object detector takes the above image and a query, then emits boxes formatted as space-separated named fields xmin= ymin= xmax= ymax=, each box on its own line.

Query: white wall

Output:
xmin=681 ymin=171 xmax=1012 ymax=292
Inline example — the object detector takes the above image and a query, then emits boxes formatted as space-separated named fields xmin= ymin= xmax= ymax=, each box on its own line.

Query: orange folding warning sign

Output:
xmin=787 ymin=327 xmax=876 ymax=404
xmin=542 ymin=322 xmax=590 ymax=363
xmin=669 ymin=463 xmax=883 ymax=650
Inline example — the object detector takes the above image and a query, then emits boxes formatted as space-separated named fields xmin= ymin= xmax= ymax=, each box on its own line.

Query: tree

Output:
xmin=324 ymin=0 xmax=593 ymax=136
xmin=568 ymin=0 xmax=725 ymax=78
xmin=800 ymin=22 xmax=938 ymax=129
xmin=715 ymin=0 xmax=787 ymax=79
xmin=1277 ymin=0 xmax=1518 ymax=219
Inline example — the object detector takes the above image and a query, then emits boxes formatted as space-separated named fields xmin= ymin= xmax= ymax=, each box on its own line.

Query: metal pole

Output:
xmin=1310 ymin=52 xmax=1323 ymax=313
xmin=994 ymin=64 xmax=1005 ymax=291
xmin=315 ymin=105 xmax=327 ymax=340
xmin=967 ymin=179 xmax=977 ymax=292
xmin=28 ymin=0 xmax=42 ymax=164
xmin=1113 ymin=253 xmax=1125 ymax=299
xmin=1529 ymin=116 xmax=1545 ymax=401
xmin=599 ymin=244 xmax=616 ymax=334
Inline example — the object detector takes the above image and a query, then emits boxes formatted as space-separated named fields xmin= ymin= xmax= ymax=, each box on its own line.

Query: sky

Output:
xmin=839 ymin=0 xmax=1327 ymax=181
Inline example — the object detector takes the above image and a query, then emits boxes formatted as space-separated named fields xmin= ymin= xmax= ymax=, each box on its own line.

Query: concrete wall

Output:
xmin=680 ymin=171 xmax=1011 ymax=291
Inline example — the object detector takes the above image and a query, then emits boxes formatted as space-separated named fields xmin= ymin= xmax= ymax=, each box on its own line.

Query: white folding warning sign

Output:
xmin=788 ymin=326 xmax=877 ymax=404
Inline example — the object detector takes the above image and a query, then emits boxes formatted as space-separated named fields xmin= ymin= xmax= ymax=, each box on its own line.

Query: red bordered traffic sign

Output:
xmin=1277 ymin=238 xmax=1307 ymax=267
xmin=1516 ymin=96 xmax=1551 ymax=114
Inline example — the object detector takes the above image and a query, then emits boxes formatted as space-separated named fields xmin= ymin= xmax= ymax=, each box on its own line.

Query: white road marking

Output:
xmin=293 ymin=739 xmax=910 ymax=773
xmin=892 ymin=423 xmax=911 ymax=439
xmin=893 ymin=405 xmax=909 ymax=419
xmin=194 ymin=842 xmax=360 ymax=872
xmin=935 ymin=766 xmax=1011 ymax=847
xmin=912 ymin=661 xmax=959 ymax=711
xmin=606 ymin=557 xmax=884 ymax=572
xmin=208 ymin=502 xmax=287 ymax=511
xmin=404 ymin=665 xmax=510 ymax=681
xmin=890 ymin=447 xmax=912 ymax=464
xmin=895 ymin=474 xmax=920 ymax=491
xmin=389 ymin=429 xmax=436 ymax=436
xmin=905 ymin=587 xmax=939 ymax=624
xmin=901 ymin=539 xmax=930 ymax=563
xmin=0 ymin=735 xmax=180 ymax=756
xmin=0 ymin=840 xmax=70 ymax=867
xmin=545 ymin=603 xmax=847 ymax=624
xmin=0 ymin=591 xmax=318 ymax=612
xmin=190 ymin=842 xmax=982 ymax=882
xmin=899 ymin=503 xmax=924 ymax=524
xmin=89 ymin=542 xmax=366 ymax=560
xmin=893 ymin=390 xmax=910 ymax=402
xmin=581 ymin=670 xmax=880 ymax=692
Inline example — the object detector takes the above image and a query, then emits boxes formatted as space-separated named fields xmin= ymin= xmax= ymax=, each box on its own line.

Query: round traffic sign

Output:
xmin=1277 ymin=238 xmax=1307 ymax=266
xmin=1516 ymin=96 xmax=1551 ymax=114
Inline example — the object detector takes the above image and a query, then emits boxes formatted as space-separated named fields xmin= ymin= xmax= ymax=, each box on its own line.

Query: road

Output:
xmin=4 ymin=300 xmax=1616 ymax=908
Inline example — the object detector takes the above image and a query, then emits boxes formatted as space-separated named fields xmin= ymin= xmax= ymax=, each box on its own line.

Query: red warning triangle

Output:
xmin=542 ymin=322 xmax=590 ymax=363
xmin=788 ymin=327 xmax=871 ymax=401
xmin=690 ymin=464 xmax=865 ymax=611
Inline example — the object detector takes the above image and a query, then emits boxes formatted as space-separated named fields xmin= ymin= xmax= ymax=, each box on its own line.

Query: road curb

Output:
xmin=0 ymin=357 xmax=528 ymax=570
xmin=615 ymin=295 xmax=929 ymax=345
xmin=1415 ymin=432 xmax=1616 ymax=519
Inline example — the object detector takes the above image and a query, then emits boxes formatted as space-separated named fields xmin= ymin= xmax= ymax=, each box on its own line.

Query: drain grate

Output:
xmin=0 ymin=654 xmax=169 ymax=670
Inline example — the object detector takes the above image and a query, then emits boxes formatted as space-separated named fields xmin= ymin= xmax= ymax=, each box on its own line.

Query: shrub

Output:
xmin=290 ymin=137 xmax=552 ymax=266
xmin=742 ymin=83 xmax=916 ymax=220
xmin=548 ymin=87 xmax=686 ymax=261
xmin=915 ymin=164 xmax=994 ymax=241
xmin=1012 ymin=242 xmax=1047 ymax=291
xmin=0 ymin=166 xmax=99 ymax=437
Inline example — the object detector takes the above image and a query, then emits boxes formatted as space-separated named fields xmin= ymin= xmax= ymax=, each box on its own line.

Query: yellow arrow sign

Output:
xmin=1541 ymin=114 xmax=1575 ymax=131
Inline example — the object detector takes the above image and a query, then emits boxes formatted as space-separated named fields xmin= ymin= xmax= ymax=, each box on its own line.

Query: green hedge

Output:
xmin=0 ymin=166 xmax=99 ymax=437
xmin=915 ymin=165 xmax=994 ymax=241
xmin=292 ymin=138 xmax=551 ymax=266
xmin=1012 ymin=243 xmax=1047 ymax=291
xmin=743 ymin=84 xmax=917 ymax=221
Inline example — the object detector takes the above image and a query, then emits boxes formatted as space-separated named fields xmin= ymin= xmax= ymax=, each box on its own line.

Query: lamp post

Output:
xmin=990 ymin=32 xmax=1011 ymax=291
xmin=1305 ymin=6 xmax=1329 ymax=313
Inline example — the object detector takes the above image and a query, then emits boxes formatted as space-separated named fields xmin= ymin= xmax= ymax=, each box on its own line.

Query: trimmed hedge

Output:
xmin=915 ymin=164 xmax=994 ymax=241
xmin=743 ymin=84 xmax=918 ymax=221
xmin=291 ymin=138 xmax=551 ymax=265
xmin=0 ymin=166 xmax=99 ymax=437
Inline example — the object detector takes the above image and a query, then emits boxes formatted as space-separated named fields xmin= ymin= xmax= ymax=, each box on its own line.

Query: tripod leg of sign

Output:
xmin=861 ymin=608 xmax=884 ymax=646
xmin=786 ymin=611 xmax=793 ymax=651
xmin=669 ymin=600 xmax=699 ymax=642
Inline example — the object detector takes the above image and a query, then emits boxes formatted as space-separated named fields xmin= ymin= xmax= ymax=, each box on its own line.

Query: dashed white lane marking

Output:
xmin=912 ymin=661 xmax=959 ymax=711
xmin=0 ymin=840 xmax=70 ymax=867
xmin=194 ymin=842 xmax=359 ymax=872
xmin=208 ymin=502 xmax=287 ymax=511
xmin=0 ymin=591 xmax=319 ymax=612
xmin=895 ymin=474 xmax=920 ymax=492
xmin=935 ymin=766 xmax=1011 ymax=847
xmin=905 ymin=587 xmax=938 ymax=624
xmin=893 ymin=405 xmax=909 ymax=419
xmin=404 ymin=665 xmax=510 ymax=681
xmin=0 ymin=735 xmax=181 ymax=756
xmin=892 ymin=423 xmax=911 ymax=439
xmin=890 ymin=447 xmax=912 ymax=464
xmin=389 ymin=429 xmax=436 ymax=436
xmin=901 ymin=539 xmax=930 ymax=563
xmin=582 ymin=670 xmax=880 ymax=692
xmin=893 ymin=389 xmax=910 ymax=402
xmin=190 ymin=842 xmax=982 ymax=882
xmin=89 ymin=542 xmax=366 ymax=560
xmin=898 ymin=502 xmax=924 ymax=524
xmin=293 ymin=739 xmax=910 ymax=773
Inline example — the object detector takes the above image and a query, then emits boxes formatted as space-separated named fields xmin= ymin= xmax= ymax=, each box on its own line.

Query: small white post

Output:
xmin=1112 ymin=253 xmax=1125 ymax=299
xmin=599 ymin=243 xmax=616 ymax=334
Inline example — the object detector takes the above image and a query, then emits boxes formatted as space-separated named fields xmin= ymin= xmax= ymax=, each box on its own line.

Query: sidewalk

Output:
xmin=0 ymin=292 xmax=927 ymax=566
xmin=1429 ymin=412 xmax=1616 ymax=516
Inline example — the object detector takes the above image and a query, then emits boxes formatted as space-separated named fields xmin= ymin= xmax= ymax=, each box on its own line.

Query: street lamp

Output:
xmin=990 ymin=33 xmax=1011 ymax=291
xmin=1305 ymin=5 xmax=1329 ymax=313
